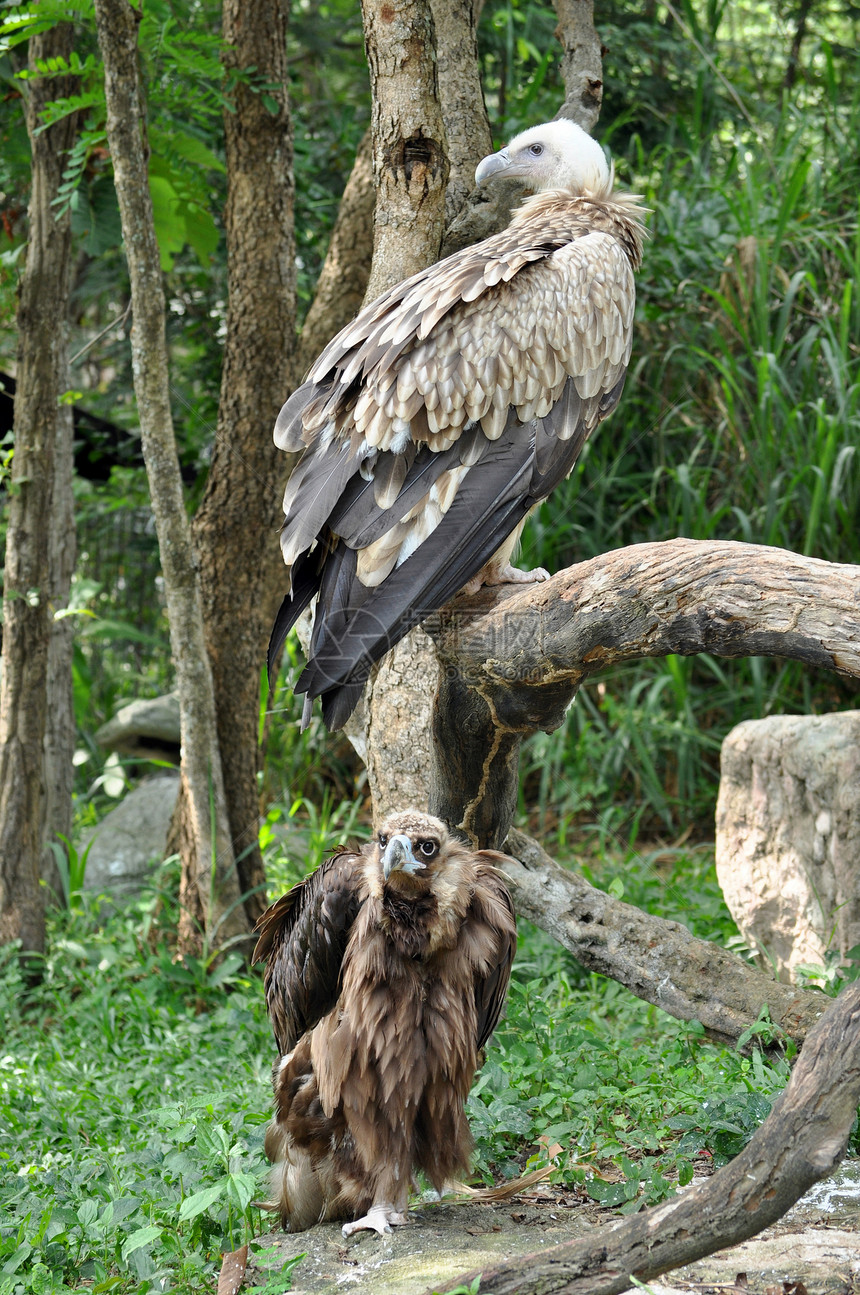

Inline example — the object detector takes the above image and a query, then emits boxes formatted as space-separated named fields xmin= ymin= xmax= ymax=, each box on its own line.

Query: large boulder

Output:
xmin=81 ymin=774 xmax=180 ymax=902
xmin=715 ymin=711 xmax=860 ymax=981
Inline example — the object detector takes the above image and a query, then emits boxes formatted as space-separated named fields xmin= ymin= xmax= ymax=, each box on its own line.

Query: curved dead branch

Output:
xmin=426 ymin=980 xmax=860 ymax=1295
xmin=501 ymin=828 xmax=828 ymax=1048
xmin=427 ymin=539 xmax=860 ymax=848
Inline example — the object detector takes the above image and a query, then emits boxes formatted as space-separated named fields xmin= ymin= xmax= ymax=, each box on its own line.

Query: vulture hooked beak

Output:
xmin=475 ymin=147 xmax=511 ymax=185
xmin=382 ymin=833 xmax=426 ymax=880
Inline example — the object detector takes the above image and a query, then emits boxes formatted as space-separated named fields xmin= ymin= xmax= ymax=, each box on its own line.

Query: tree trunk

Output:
xmin=170 ymin=0 xmax=297 ymax=947
xmin=360 ymin=0 xmax=449 ymax=300
xmin=431 ymin=0 xmax=492 ymax=225
xmin=350 ymin=0 xmax=450 ymax=817
xmin=0 ymin=23 xmax=79 ymax=953
xmin=431 ymin=980 xmax=860 ymax=1295
xmin=297 ymin=128 xmax=375 ymax=376
xmin=40 ymin=388 xmax=76 ymax=908
xmin=94 ymin=0 xmax=247 ymax=952
xmin=553 ymin=0 xmax=604 ymax=132
xmin=427 ymin=538 xmax=860 ymax=848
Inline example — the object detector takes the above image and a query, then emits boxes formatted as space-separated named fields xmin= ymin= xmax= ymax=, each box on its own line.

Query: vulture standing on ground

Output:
xmin=271 ymin=119 xmax=646 ymax=729
xmin=253 ymin=810 xmax=517 ymax=1236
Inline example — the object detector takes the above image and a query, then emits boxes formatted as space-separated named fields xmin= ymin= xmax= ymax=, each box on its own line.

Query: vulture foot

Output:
xmin=463 ymin=563 xmax=550 ymax=595
xmin=341 ymin=1203 xmax=409 ymax=1238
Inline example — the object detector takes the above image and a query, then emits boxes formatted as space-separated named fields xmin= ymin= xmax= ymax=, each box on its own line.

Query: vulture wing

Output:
xmin=253 ymin=849 xmax=366 ymax=1055
xmin=470 ymin=856 xmax=518 ymax=1052
xmin=271 ymin=194 xmax=644 ymax=729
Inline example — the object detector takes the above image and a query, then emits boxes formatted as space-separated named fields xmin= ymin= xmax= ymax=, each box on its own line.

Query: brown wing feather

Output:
xmin=469 ymin=856 xmax=517 ymax=1052
xmin=253 ymin=848 xmax=367 ymax=1054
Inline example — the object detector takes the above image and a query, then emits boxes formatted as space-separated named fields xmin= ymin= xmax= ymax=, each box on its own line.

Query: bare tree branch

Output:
xmin=501 ymin=828 xmax=828 ymax=1047
xmin=297 ymin=128 xmax=375 ymax=375
xmin=430 ymin=980 xmax=860 ymax=1295
xmin=553 ymin=0 xmax=604 ymax=131
xmin=428 ymin=539 xmax=860 ymax=848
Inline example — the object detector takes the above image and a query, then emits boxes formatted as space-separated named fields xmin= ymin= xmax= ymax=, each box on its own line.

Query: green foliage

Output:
xmin=0 ymin=895 xmax=276 ymax=1294
xmin=469 ymin=952 xmax=793 ymax=1211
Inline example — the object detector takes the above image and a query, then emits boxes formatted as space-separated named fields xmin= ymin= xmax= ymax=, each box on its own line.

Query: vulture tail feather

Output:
xmin=442 ymin=1164 xmax=553 ymax=1204
xmin=267 ymin=560 xmax=320 ymax=681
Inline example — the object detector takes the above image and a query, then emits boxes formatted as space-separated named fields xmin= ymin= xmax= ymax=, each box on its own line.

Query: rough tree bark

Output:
xmin=170 ymin=0 xmax=297 ymax=949
xmin=94 ymin=0 xmax=246 ymax=951
xmin=431 ymin=980 xmax=860 ymax=1295
xmin=431 ymin=0 xmax=492 ymax=224
xmin=0 ymin=22 xmax=80 ymax=953
xmin=350 ymin=0 xmax=450 ymax=817
xmin=554 ymin=0 xmax=604 ymax=131
xmin=428 ymin=539 xmax=860 ymax=849
xmin=360 ymin=0 xmax=449 ymax=300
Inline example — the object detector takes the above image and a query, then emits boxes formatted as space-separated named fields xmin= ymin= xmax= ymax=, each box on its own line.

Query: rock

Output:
xmin=95 ymin=693 xmax=181 ymax=763
xmin=715 ymin=712 xmax=860 ymax=981
xmin=81 ymin=775 xmax=180 ymax=901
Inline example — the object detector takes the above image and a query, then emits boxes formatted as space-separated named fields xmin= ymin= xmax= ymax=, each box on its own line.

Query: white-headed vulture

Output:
xmin=270 ymin=120 xmax=646 ymax=729
xmin=253 ymin=810 xmax=517 ymax=1236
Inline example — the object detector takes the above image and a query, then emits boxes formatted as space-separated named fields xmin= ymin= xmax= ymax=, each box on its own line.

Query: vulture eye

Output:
xmin=529 ymin=143 xmax=544 ymax=156
xmin=378 ymin=833 xmax=388 ymax=849
xmin=418 ymin=839 xmax=439 ymax=858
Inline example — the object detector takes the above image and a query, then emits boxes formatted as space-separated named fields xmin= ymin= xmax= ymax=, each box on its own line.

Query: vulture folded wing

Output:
xmin=253 ymin=850 xmax=366 ymax=1054
xmin=270 ymin=185 xmax=643 ymax=729
xmin=295 ymin=381 xmax=600 ymax=731
xmin=470 ymin=857 xmax=518 ymax=1053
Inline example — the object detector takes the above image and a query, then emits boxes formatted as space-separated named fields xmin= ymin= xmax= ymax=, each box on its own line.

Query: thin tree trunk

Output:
xmin=431 ymin=0 xmax=492 ymax=224
xmin=297 ymin=128 xmax=375 ymax=376
xmin=171 ymin=0 xmax=297 ymax=946
xmin=430 ymin=980 xmax=860 ymax=1295
xmin=360 ymin=0 xmax=449 ymax=300
xmin=93 ymin=0 xmax=246 ymax=952
xmin=0 ymin=23 xmax=79 ymax=953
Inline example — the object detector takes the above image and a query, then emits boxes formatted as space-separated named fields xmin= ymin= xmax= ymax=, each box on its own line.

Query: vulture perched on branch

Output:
xmin=271 ymin=119 xmax=646 ymax=729
xmin=253 ymin=810 xmax=517 ymax=1236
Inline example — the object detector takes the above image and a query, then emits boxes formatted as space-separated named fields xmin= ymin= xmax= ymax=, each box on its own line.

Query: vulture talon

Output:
xmin=342 ymin=1204 xmax=407 ymax=1238
xmin=268 ymin=118 xmax=645 ymax=732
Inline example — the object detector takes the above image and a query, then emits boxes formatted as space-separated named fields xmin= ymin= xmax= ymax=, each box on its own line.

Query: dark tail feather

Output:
xmin=266 ymin=560 xmax=321 ymax=682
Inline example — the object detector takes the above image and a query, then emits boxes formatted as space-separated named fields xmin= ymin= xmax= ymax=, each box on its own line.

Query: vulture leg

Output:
xmin=462 ymin=517 xmax=549 ymax=594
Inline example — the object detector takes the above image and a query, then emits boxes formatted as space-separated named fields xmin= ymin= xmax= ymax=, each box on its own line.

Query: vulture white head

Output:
xmin=475 ymin=118 xmax=611 ymax=199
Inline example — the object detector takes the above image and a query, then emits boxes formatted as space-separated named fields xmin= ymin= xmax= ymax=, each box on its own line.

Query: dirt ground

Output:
xmin=242 ymin=1163 xmax=860 ymax=1295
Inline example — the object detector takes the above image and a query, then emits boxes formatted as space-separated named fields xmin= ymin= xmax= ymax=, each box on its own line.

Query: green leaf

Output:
xmin=121 ymin=1226 xmax=162 ymax=1261
xmin=178 ymin=1183 xmax=225 ymax=1222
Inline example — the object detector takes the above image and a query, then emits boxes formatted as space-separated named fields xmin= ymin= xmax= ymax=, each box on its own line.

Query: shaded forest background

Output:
xmin=0 ymin=0 xmax=859 ymax=1290
xmin=3 ymin=0 xmax=858 ymax=865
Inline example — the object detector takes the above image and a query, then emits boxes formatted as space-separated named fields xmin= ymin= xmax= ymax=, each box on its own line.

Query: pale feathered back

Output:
xmin=270 ymin=121 xmax=646 ymax=730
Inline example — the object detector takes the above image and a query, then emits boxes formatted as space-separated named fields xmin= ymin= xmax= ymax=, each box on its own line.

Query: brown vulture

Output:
xmin=253 ymin=810 xmax=517 ymax=1236
xmin=270 ymin=119 xmax=646 ymax=729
